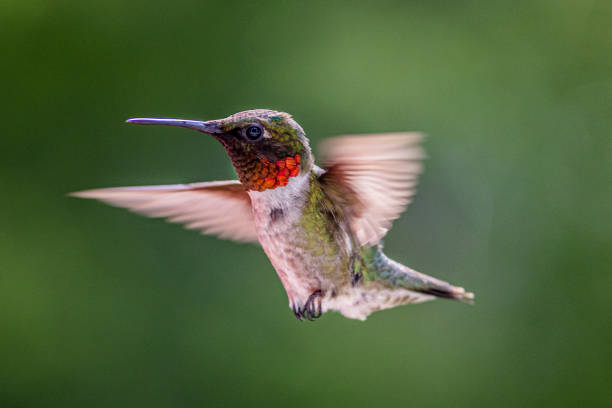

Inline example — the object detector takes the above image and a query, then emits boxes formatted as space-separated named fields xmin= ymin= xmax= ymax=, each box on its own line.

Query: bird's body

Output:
xmin=73 ymin=109 xmax=473 ymax=320
xmin=249 ymin=171 xmax=347 ymax=316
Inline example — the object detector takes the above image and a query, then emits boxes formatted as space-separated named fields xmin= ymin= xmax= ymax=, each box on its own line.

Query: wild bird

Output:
xmin=72 ymin=109 xmax=474 ymax=321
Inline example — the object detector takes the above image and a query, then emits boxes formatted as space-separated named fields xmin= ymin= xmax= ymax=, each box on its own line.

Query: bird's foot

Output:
xmin=292 ymin=290 xmax=323 ymax=321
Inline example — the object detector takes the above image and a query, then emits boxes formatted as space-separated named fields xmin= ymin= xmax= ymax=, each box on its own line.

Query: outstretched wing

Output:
xmin=71 ymin=180 xmax=259 ymax=243
xmin=318 ymin=133 xmax=425 ymax=247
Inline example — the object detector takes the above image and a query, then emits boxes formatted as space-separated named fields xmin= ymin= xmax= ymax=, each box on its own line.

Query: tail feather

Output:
xmin=364 ymin=245 xmax=474 ymax=303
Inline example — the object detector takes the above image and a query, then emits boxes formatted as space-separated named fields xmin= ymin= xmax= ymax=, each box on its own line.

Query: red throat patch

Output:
xmin=246 ymin=154 xmax=301 ymax=191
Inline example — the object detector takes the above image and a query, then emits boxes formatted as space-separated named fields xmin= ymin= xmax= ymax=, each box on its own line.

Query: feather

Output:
xmin=71 ymin=180 xmax=259 ymax=243
xmin=319 ymin=132 xmax=425 ymax=246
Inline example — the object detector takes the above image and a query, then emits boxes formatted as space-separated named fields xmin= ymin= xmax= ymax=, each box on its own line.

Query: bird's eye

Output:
xmin=245 ymin=125 xmax=263 ymax=141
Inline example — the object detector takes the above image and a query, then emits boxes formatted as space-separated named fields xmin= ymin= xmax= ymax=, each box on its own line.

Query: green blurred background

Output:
xmin=2 ymin=0 xmax=611 ymax=407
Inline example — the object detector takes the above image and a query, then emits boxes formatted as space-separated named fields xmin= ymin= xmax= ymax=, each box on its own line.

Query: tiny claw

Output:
xmin=292 ymin=303 xmax=304 ymax=321
xmin=302 ymin=290 xmax=323 ymax=321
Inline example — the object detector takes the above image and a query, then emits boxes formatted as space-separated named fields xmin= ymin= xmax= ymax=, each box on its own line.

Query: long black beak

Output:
xmin=126 ymin=117 xmax=222 ymax=134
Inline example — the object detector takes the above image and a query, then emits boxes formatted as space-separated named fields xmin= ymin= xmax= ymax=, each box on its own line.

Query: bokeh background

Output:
xmin=2 ymin=1 xmax=611 ymax=407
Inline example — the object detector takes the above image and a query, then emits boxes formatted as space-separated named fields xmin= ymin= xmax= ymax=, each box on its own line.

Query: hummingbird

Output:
xmin=72 ymin=109 xmax=474 ymax=321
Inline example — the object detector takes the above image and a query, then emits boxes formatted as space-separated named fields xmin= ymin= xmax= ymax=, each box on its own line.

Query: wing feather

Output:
xmin=71 ymin=180 xmax=259 ymax=243
xmin=319 ymin=133 xmax=425 ymax=246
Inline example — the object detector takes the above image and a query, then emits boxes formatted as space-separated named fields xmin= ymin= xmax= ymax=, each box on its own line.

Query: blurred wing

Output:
xmin=319 ymin=133 xmax=425 ymax=246
xmin=71 ymin=180 xmax=259 ymax=243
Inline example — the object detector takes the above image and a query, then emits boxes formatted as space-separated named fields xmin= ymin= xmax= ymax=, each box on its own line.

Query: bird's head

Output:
xmin=128 ymin=109 xmax=312 ymax=191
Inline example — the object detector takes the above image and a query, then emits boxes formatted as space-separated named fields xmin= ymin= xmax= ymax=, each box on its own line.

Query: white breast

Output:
xmin=247 ymin=172 xmax=315 ymax=302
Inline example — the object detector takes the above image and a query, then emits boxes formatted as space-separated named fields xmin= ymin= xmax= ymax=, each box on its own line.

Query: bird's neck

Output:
xmin=247 ymin=169 xmax=313 ymax=214
xmin=220 ymin=139 xmax=312 ymax=192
